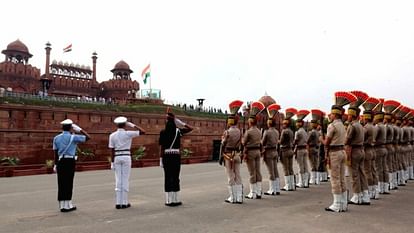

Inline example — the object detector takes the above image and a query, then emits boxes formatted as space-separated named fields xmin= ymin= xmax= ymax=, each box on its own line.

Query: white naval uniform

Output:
xmin=109 ymin=128 xmax=140 ymax=206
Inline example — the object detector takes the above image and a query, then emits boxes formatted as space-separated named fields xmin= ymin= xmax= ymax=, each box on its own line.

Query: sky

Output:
xmin=1 ymin=0 xmax=414 ymax=116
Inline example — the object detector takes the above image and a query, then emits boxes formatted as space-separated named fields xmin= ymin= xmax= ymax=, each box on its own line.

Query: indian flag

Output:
xmin=141 ymin=64 xmax=151 ymax=84
xmin=63 ymin=44 xmax=72 ymax=53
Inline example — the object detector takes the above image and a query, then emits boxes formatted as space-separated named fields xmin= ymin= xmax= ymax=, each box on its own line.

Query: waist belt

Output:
xmin=164 ymin=149 xmax=180 ymax=154
xmin=296 ymin=145 xmax=306 ymax=149
xmin=114 ymin=149 xmax=131 ymax=155
xmin=114 ymin=154 xmax=131 ymax=157
xmin=280 ymin=146 xmax=291 ymax=149
xmin=364 ymin=144 xmax=374 ymax=148
xmin=264 ymin=146 xmax=277 ymax=150
xmin=329 ymin=145 xmax=344 ymax=152
xmin=59 ymin=154 xmax=75 ymax=160
xmin=351 ymin=145 xmax=364 ymax=148
xmin=246 ymin=146 xmax=260 ymax=150
xmin=225 ymin=147 xmax=240 ymax=151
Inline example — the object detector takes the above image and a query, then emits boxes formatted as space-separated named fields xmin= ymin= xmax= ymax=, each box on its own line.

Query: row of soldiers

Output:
xmin=220 ymin=91 xmax=414 ymax=213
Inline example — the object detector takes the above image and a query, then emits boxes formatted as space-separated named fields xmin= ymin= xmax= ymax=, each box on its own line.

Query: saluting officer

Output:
xmin=109 ymin=116 xmax=146 ymax=209
xmin=53 ymin=119 xmax=90 ymax=212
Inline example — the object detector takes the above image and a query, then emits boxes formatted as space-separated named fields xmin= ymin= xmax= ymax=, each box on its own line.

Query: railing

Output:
xmin=1 ymin=91 xmax=106 ymax=105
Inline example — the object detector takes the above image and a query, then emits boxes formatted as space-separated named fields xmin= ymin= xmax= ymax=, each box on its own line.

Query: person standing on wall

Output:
xmin=159 ymin=108 xmax=193 ymax=206
xmin=53 ymin=119 xmax=90 ymax=212
xmin=109 ymin=116 xmax=146 ymax=209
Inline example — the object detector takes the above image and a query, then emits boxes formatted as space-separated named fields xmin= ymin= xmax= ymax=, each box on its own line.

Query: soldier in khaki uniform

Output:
xmin=221 ymin=100 xmax=244 ymax=204
xmin=294 ymin=110 xmax=310 ymax=188
xmin=362 ymin=97 xmax=380 ymax=199
xmin=308 ymin=109 xmax=324 ymax=185
xmin=262 ymin=103 xmax=281 ymax=195
xmin=373 ymin=100 xmax=390 ymax=195
xmin=383 ymin=100 xmax=400 ymax=190
xmin=325 ymin=92 xmax=356 ymax=212
xmin=242 ymin=101 xmax=265 ymax=199
xmin=280 ymin=108 xmax=296 ymax=191
xmin=346 ymin=91 xmax=370 ymax=205
xmin=393 ymin=109 xmax=406 ymax=187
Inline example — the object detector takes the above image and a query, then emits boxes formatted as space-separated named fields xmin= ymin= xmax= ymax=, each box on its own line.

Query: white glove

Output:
xmin=126 ymin=122 xmax=136 ymax=128
xmin=72 ymin=124 xmax=82 ymax=133
xmin=174 ymin=118 xmax=186 ymax=128
xmin=53 ymin=165 xmax=57 ymax=173
xmin=110 ymin=162 xmax=114 ymax=170
xmin=159 ymin=158 xmax=163 ymax=168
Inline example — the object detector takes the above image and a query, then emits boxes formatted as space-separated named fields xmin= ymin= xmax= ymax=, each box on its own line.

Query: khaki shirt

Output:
xmin=385 ymin=123 xmax=394 ymax=144
xmin=307 ymin=129 xmax=320 ymax=146
xmin=374 ymin=123 xmax=387 ymax=145
xmin=262 ymin=127 xmax=279 ymax=148
xmin=326 ymin=119 xmax=346 ymax=146
xmin=280 ymin=128 xmax=294 ymax=148
xmin=345 ymin=120 xmax=364 ymax=146
xmin=243 ymin=126 xmax=262 ymax=148
xmin=222 ymin=126 xmax=241 ymax=150
xmin=294 ymin=127 xmax=308 ymax=146
xmin=393 ymin=125 xmax=400 ymax=144
xmin=364 ymin=122 xmax=375 ymax=146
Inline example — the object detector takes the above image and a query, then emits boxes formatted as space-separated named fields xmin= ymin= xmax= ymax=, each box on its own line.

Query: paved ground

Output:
xmin=1 ymin=162 xmax=413 ymax=233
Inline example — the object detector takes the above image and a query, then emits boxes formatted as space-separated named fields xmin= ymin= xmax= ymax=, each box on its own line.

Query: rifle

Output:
xmin=218 ymin=142 xmax=224 ymax=166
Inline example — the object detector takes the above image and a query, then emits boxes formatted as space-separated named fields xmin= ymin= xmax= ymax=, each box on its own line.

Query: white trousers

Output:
xmin=114 ymin=156 xmax=131 ymax=205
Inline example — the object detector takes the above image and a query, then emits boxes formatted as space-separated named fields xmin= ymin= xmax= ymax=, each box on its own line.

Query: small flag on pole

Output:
xmin=141 ymin=64 xmax=151 ymax=84
xmin=63 ymin=44 xmax=72 ymax=53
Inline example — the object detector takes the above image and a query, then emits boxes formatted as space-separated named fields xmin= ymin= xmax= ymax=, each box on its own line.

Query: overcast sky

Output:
xmin=2 ymin=0 xmax=413 ymax=115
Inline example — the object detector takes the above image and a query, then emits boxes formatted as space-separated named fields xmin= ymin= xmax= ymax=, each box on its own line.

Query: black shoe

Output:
xmin=264 ymin=192 xmax=273 ymax=195
xmin=121 ymin=203 xmax=131 ymax=208
xmin=275 ymin=192 xmax=281 ymax=195
xmin=61 ymin=206 xmax=76 ymax=212
xmin=360 ymin=202 xmax=371 ymax=205
xmin=348 ymin=201 xmax=359 ymax=205
xmin=172 ymin=202 xmax=182 ymax=206
xmin=165 ymin=203 xmax=174 ymax=207
xmin=224 ymin=199 xmax=232 ymax=203
xmin=256 ymin=195 xmax=262 ymax=199
xmin=116 ymin=205 xmax=122 ymax=209
xmin=383 ymin=192 xmax=390 ymax=195
xmin=325 ymin=207 xmax=337 ymax=212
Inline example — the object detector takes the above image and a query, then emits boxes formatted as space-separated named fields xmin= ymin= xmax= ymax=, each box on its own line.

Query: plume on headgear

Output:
xmin=228 ymin=100 xmax=243 ymax=115
xmin=349 ymin=91 xmax=369 ymax=108
xmin=362 ymin=97 xmax=380 ymax=111
xmin=311 ymin=109 xmax=324 ymax=123
xmin=334 ymin=91 xmax=357 ymax=107
xmin=383 ymin=100 xmax=400 ymax=114
xmin=249 ymin=101 xmax=265 ymax=117
xmin=296 ymin=110 xmax=310 ymax=121
xmin=267 ymin=103 xmax=281 ymax=118
xmin=373 ymin=98 xmax=384 ymax=113
xmin=394 ymin=105 xmax=409 ymax=119
xmin=285 ymin=108 xmax=297 ymax=120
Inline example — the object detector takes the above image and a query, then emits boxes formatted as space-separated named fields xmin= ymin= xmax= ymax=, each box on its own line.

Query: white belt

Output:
xmin=59 ymin=154 xmax=76 ymax=160
xmin=164 ymin=149 xmax=180 ymax=154
xmin=114 ymin=150 xmax=130 ymax=155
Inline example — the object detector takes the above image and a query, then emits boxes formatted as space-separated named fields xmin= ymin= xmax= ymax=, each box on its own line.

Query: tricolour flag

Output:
xmin=141 ymin=64 xmax=151 ymax=84
xmin=63 ymin=44 xmax=72 ymax=53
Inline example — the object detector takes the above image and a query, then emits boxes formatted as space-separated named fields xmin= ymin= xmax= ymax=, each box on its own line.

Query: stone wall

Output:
xmin=0 ymin=104 xmax=227 ymax=165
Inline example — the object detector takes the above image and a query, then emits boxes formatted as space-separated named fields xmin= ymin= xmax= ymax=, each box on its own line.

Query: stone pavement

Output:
xmin=0 ymin=162 xmax=413 ymax=233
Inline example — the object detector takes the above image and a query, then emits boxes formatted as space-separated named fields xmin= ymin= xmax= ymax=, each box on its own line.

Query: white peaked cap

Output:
xmin=61 ymin=119 xmax=73 ymax=125
xmin=114 ymin=116 xmax=127 ymax=124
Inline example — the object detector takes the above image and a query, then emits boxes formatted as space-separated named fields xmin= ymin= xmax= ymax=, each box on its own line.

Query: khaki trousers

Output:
xmin=386 ymin=145 xmax=395 ymax=173
xmin=375 ymin=146 xmax=388 ymax=182
xmin=263 ymin=149 xmax=279 ymax=181
xmin=296 ymin=148 xmax=309 ymax=174
xmin=281 ymin=149 xmax=294 ymax=176
xmin=329 ymin=150 xmax=347 ymax=194
xmin=363 ymin=147 xmax=375 ymax=185
xmin=224 ymin=154 xmax=242 ymax=185
xmin=351 ymin=148 xmax=368 ymax=193
xmin=246 ymin=149 xmax=262 ymax=184
xmin=309 ymin=147 xmax=319 ymax=172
